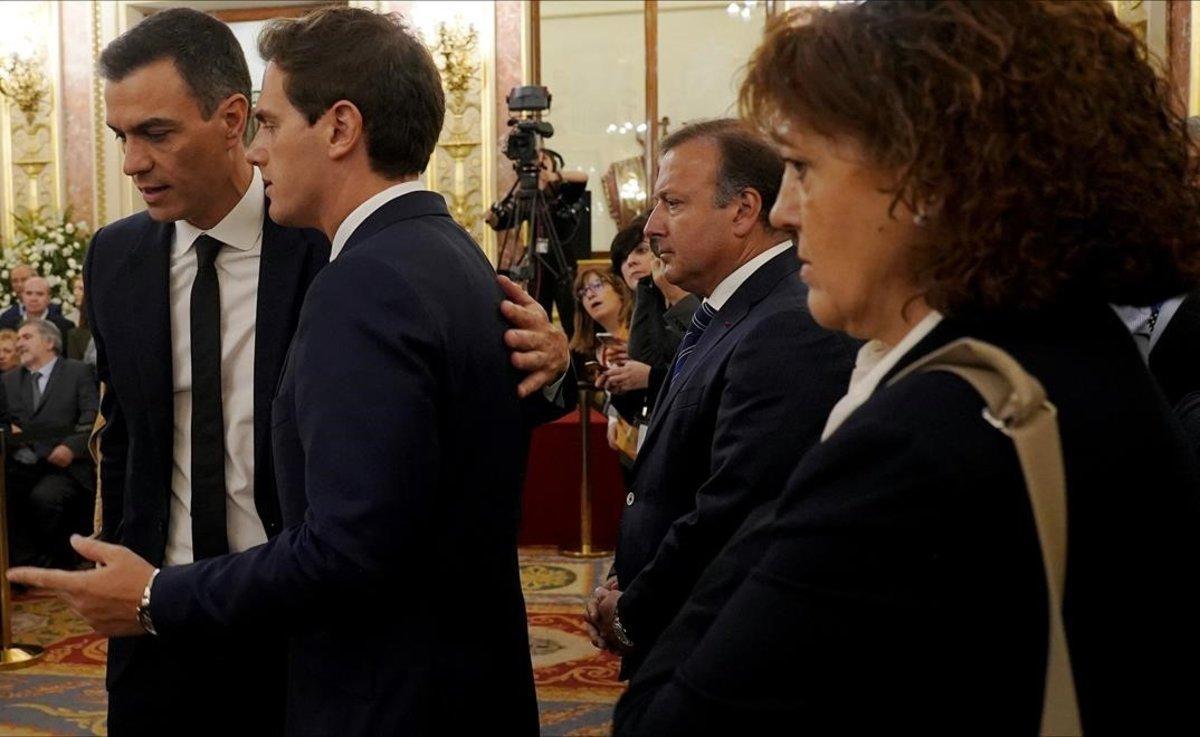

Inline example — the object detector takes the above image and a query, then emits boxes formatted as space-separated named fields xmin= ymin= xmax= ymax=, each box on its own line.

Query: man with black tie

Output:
xmin=585 ymin=120 xmax=856 ymax=678
xmin=6 ymin=8 xmax=567 ymax=736
xmin=11 ymin=7 xmax=566 ymax=737
xmin=3 ymin=320 xmax=97 ymax=568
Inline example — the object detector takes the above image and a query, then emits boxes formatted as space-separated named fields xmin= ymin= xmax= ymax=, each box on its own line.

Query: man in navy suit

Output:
xmin=8 ymin=8 xmax=567 ymax=737
xmin=11 ymin=8 xmax=562 ymax=736
xmin=0 ymin=265 xmax=65 ymax=330
xmin=585 ymin=120 xmax=856 ymax=678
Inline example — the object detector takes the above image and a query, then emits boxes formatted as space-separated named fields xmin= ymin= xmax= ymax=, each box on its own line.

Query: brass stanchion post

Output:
xmin=0 ymin=429 xmax=46 ymax=669
xmin=561 ymin=384 xmax=611 ymax=558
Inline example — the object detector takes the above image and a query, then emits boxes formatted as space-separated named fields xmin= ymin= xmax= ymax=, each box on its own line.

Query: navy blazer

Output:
xmin=614 ymin=247 xmax=856 ymax=676
xmin=150 ymin=192 xmax=538 ymax=737
xmin=613 ymin=303 xmax=1200 ymax=735
xmin=0 ymin=301 xmax=63 ymax=331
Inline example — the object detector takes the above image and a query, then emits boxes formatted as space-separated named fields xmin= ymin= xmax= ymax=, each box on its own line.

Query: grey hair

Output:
xmin=20 ymin=319 xmax=62 ymax=355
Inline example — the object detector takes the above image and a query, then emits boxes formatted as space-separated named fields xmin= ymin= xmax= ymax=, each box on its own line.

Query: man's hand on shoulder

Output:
xmin=497 ymin=274 xmax=569 ymax=398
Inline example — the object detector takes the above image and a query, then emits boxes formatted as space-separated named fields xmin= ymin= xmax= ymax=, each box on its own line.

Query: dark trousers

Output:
xmin=5 ymin=461 xmax=93 ymax=568
xmin=107 ymin=633 xmax=288 ymax=736
xmin=533 ymin=257 xmax=576 ymax=339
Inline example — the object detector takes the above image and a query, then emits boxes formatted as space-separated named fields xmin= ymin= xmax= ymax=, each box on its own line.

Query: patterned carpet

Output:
xmin=0 ymin=548 xmax=622 ymax=736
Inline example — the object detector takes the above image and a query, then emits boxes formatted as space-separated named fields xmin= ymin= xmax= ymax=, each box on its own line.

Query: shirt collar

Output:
xmin=28 ymin=354 xmax=57 ymax=377
xmin=330 ymin=179 xmax=426 ymax=262
xmin=173 ymin=168 xmax=265 ymax=256
xmin=704 ymin=240 xmax=793 ymax=311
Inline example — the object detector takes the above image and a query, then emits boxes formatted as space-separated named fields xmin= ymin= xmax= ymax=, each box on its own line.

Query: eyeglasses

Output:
xmin=576 ymin=280 xmax=608 ymax=300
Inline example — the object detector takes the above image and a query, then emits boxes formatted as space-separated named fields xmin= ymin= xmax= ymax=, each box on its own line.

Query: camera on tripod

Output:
xmin=503 ymin=86 xmax=554 ymax=184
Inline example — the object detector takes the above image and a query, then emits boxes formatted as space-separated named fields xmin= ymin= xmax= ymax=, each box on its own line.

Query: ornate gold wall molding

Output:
xmin=0 ymin=1 xmax=62 ymax=246
xmin=92 ymin=0 xmax=107 ymax=225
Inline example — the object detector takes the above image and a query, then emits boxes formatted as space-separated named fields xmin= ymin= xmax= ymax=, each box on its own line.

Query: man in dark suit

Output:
xmin=0 ymin=265 xmax=65 ymax=330
xmin=6 ymin=9 xmax=567 ymax=737
xmin=585 ymin=120 xmax=856 ymax=678
xmin=0 ymin=277 xmax=74 ymax=339
xmin=3 ymin=320 xmax=97 ymax=568
xmin=10 ymin=8 xmax=566 ymax=737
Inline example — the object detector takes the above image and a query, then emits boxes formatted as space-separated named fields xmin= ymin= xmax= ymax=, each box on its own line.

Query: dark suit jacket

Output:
xmin=150 ymin=192 xmax=539 ymax=737
xmin=0 ymin=301 xmax=62 ymax=331
xmin=84 ymin=204 xmax=329 ymax=721
xmin=613 ymin=248 xmax=856 ymax=676
xmin=2 ymin=358 xmax=98 ymax=488
xmin=613 ymin=303 xmax=1200 ymax=735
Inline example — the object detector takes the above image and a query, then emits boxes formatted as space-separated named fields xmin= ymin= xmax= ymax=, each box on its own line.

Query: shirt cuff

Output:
xmin=541 ymin=370 xmax=568 ymax=405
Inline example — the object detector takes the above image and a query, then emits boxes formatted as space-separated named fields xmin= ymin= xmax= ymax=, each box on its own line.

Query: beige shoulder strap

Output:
xmin=889 ymin=338 xmax=1082 ymax=736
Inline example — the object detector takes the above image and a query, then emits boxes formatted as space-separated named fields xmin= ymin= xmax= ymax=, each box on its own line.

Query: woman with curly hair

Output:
xmin=611 ymin=2 xmax=1200 ymax=734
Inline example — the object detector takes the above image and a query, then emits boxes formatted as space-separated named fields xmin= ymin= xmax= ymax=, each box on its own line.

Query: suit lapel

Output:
xmin=638 ymin=248 xmax=801 ymax=457
xmin=122 ymin=218 xmax=175 ymax=469
xmin=253 ymin=209 xmax=328 ymax=534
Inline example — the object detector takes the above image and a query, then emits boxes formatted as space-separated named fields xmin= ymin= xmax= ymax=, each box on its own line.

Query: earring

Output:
xmin=913 ymin=210 xmax=928 ymax=227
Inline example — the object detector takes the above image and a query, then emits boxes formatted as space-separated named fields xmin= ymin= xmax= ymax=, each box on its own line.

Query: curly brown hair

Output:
xmin=741 ymin=0 xmax=1200 ymax=315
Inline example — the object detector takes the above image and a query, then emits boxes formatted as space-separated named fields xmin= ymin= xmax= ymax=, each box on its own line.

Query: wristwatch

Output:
xmin=137 ymin=568 xmax=161 ymax=636
xmin=611 ymin=605 xmax=635 ymax=649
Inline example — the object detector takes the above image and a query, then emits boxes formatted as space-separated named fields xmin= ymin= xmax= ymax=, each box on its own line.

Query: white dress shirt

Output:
xmin=165 ymin=170 xmax=266 ymax=565
xmin=1112 ymin=296 xmax=1186 ymax=362
xmin=821 ymin=310 xmax=944 ymax=441
xmin=28 ymin=355 xmax=58 ymax=396
xmin=705 ymin=240 xmax=793 ymax=310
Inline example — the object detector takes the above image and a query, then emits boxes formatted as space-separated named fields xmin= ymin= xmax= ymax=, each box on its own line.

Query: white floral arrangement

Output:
xmin=1 ymin=211 xmax=91 ymax=310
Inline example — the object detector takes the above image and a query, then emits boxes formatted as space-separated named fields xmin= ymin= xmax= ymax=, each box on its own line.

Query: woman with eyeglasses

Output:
xmin=613 ymin=1 xmax=1200 ymax=734
xmin=569 ymin=264 xmax=640 ymax=460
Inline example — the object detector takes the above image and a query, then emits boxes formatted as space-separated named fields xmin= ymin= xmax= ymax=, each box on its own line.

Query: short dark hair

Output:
xmin=99 ymin=7 xmax=251 ymax=119
xmin=258 ymin=7 xmax=445 ymax=178
xmin=660 ymin=119 xmax=783 ymax=227
xmin=610 ymin=212 xmax=650 ymax=275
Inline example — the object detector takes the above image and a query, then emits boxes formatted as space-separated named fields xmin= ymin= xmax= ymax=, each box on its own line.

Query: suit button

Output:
xmin=626 ymin=492 xmax=635 ymax=506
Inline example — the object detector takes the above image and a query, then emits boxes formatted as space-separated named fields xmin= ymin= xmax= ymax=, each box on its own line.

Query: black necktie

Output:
xmin=30 ymin=370 xmax=42 ymax=408
xmin=191 ymin=235 xmax=228 ymax=559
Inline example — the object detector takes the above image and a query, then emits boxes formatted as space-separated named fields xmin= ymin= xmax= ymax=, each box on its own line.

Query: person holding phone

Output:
xmin=568 ymin=267 xmax=640 ymax=460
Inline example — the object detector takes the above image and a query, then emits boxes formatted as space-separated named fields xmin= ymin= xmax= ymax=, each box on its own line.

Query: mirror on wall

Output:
xmin=540 ymin=0 xmax=646 ymax=256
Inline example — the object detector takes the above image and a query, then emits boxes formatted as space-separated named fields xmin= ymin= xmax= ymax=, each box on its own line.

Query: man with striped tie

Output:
xmin=584 ymin=119 xmax=857 ymax=679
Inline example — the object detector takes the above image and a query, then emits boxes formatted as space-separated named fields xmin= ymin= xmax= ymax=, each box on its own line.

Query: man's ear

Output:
xmin=218 ymin=94 xmax=250 ymax=147
xmin=730 ymin=187 xmax=764 ymax=238
xmin=327 ymin=100 xmax=364 ymax=162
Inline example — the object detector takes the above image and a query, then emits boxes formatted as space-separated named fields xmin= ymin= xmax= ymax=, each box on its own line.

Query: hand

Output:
xmin=651 ymin=256 xmax=668 ymax=290
xmin=597 ymin=360 xmax=651 ymax=395
xmin=585 ymin=584 xmax=629 ymax=654
xmin=602 ymin=345 xmax=630 ymax=367
xmin=10 ymin=424 xmax=21 ymax=435
xmin=7 ymin=535 xmax=156 ymax=638
xmin=498 ymin=275 xmax=570 ymax=398
xmin=47 ymin=444 xmax=74 ymax=468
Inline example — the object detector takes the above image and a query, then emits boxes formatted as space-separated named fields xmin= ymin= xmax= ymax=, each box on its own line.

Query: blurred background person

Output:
xmin=0 ymin=328 xmax=19 ymax=373
xmin=0 ymin=265 xmax=65 ymax=330
xmin=568 ymin=266 xmax=639 ymax=462
xmin=614 ymin=2 xmax=1200 ymax=734
xmin=3 ymin=320 xmax=97 ymax=569
xmin=66 ymin=276 xmax=95 ymax=367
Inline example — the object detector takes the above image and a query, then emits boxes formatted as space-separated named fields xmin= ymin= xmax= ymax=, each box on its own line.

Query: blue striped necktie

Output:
xmin=670 ymin=301 xmax=718 ymax=382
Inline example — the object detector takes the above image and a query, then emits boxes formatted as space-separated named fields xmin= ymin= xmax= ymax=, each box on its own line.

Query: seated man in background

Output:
xmin=4 ymin=320 xmax=98 ymax=568
xmin=7 ymin=277 xmax=75 ymax=340
xmin=0 ymin=265 xmax=63 ymax=330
